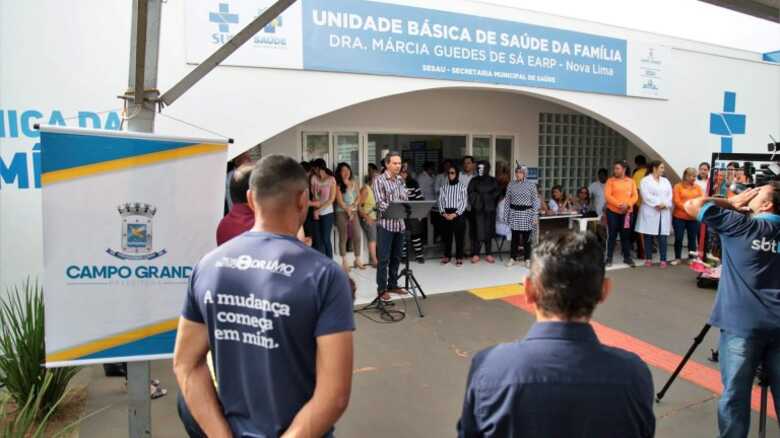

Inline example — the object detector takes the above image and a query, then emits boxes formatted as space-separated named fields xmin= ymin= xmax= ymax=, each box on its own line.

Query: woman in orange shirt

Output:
xmin=671 ymin=167 xmax=704 ymax=264
xmin=604 ymin=160 xmax=639 ymax=267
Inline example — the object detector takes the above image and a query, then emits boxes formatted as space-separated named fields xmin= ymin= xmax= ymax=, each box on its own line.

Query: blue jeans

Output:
xmin=377 ymin=226 xmax=404 ymax=293
xmin=672 ymin=217 xmax=699 ymax=260
xmin=718 ymin=330 xmax=780 ymax=438
xmin=643 ymin=234 xmax=668 ymax=262
xmin=606 ymin=210 xmax=633 ymax=263
xmin=314 ymin=213 xmax=334 ymax=258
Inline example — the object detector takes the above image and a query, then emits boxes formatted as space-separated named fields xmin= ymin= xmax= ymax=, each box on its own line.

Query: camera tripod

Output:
xmin=656 ymin=323 xmax=772 ymax=438
xmin=359 ymin=200 xmax=433 ymax=320
xmin=398 ymin=225 xmax=427 ymax=317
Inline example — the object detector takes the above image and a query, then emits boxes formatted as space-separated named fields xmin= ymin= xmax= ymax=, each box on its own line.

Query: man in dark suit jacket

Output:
xmin=458 ymin=231 xmax=655 ymax=438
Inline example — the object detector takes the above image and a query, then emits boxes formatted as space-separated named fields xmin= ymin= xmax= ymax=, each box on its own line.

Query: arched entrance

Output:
xmin=260 ymin=87 xmax=665 ymax=198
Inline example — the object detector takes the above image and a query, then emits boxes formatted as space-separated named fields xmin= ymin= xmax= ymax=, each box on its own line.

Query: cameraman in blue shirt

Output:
xmin=685 ymin=181 xmax=780 ymax=438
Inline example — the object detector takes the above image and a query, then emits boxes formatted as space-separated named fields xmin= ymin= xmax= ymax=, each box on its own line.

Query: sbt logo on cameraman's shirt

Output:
xmin=751 ymin=238 xmax=780 ymax=254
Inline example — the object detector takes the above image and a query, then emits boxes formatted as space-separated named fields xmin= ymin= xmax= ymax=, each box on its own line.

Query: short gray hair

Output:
xmin=249 ymin=155 xmax=308 ymax=204
xmin=531 ymin=231 xmax=606 ymax=320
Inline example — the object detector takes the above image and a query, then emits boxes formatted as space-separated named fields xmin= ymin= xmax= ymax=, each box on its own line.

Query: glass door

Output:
xmin=472 ymin=136 xmax=492 ymax=164
xmin=332 ymin=133 xmax=361 ymax=183
xmin=495 ymin=136 xmax=513 ymax=180
xmin=302 ymin=132 xmax=330 ymax=164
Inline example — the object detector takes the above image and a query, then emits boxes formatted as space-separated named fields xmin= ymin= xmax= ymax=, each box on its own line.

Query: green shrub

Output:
xmin=0 ymin=279 xmax=79 ymax=417
xmin=0 ymin=372 xmax=78 ymax=437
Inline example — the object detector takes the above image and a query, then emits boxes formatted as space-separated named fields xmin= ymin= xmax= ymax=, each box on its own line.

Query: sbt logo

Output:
xmin=751 ymin=238 xmax=780 ymax=254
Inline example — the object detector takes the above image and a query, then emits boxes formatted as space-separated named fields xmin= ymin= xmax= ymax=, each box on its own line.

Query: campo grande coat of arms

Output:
xmin=106 ymin=202 xmax=167 ymax=260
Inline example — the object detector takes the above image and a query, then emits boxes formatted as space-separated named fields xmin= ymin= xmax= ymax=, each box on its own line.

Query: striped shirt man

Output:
xmin=439 ymin=182 xmax=468 ymax=216
xmin=374 ymin=171 xmax=408 ymax=233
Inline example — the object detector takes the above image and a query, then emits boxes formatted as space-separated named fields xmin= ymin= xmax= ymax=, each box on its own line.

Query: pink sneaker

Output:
xmin=660 ymin=261 xmax=669 ymax=269
xmin=644 ymin=260 xmax=653 ymax=267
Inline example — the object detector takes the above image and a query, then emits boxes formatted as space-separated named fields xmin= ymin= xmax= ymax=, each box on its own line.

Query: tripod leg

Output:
xmin=413 ymin=274 xmax=427 ymax=299
xmin=758 ymin=367 xmax=768 ymax=438
xmin=408 ymin=273 xmax=425 ymax=317
xmin=759 ymin=385 xmax=767 ymax=438
xmin=656 ymin=324 xmax=711 ymax=402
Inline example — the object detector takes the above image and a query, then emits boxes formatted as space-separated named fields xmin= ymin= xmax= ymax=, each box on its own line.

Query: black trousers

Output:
xmin=466 ymin=211 xmax=477 ymax=255
xmin=511 ymin=230 xmax=532 ymax=261
xmin=441 ymin=215 xmax=466 ymax=259
xmin=606 ymin=210 xmax=633 ymax=262
xmin=432 ymin=212 xmax=442 ymax=242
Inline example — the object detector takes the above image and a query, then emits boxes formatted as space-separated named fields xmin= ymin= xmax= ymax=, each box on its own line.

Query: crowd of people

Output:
xmin=218 ymin=152 xmax=755 ymax=277
xmin=213 ymin=152 xmax=773 ymax=293
xmin=181 ymin=153 xmax=780 ymax=438
xmin=282 ymin=152 xmax=731 ymax=272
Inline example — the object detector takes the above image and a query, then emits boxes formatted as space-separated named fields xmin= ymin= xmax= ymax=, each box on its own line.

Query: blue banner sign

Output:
xmin=302 ymin=0 xmax=628 ymax=95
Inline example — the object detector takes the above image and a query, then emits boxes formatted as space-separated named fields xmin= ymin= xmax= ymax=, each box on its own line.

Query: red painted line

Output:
xmin=501 ymin=294 xmax=776 ymax=419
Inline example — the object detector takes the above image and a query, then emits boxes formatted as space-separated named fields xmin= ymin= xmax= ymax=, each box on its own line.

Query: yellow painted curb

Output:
xmin=469 ymin=283 xmax=524 ymax=300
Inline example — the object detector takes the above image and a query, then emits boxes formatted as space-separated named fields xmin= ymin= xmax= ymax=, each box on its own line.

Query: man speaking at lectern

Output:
xmin=373 ymin=151 xmax=409 ymax=301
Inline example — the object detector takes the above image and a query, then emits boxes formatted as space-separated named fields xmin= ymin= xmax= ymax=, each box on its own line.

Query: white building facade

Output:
xmin=1 ymin=0 xmax=779 ymax=290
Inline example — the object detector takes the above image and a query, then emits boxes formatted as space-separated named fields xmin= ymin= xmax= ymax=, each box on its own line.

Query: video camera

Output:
xmin=730 ymin=161 xmax=780 ymax=194
xmin=721 ymin=143 xmax=780 ymax=195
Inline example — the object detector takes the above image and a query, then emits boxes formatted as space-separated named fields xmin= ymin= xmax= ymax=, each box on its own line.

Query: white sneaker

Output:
xmin=670 ymin=259 xmax=680 ymax=266
xmin=505 ymin=259 xmax=516 ymax=267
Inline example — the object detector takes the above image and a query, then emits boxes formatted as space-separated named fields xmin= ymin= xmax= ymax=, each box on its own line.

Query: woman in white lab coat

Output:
xmin=636 ymin=160 xmax=673 ymax=268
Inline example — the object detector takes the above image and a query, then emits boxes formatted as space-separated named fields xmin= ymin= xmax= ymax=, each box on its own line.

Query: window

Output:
xmin=302 ymin=133 xmax=330 ymax=163
xmin=333 ymin=133 xmax=360 ymax=182
xmin=537 ymin=113 xmax=627 ymax=200
xmin=472 ymin=136 xmax=491 ymax=163
xmin=495 ymin=137 xmax=513 ymax=179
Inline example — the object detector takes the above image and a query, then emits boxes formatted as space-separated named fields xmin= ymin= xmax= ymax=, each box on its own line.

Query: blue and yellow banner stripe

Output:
xmin=46 ymin=318 xmax=179 ymax=363
xmin=40 ymin=131 xmax=227 ymax=185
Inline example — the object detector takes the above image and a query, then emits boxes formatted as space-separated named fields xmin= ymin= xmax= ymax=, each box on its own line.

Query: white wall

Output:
xmin=1 ymin=0 xmax=778 ymax=291
xmin=262 ymin=88 xmax=673 ymax=176
xmin=262 ymin=88 xmax=582 ymax=167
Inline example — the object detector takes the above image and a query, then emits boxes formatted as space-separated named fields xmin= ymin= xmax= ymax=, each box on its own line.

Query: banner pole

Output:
xmin=126 ymin=1 xmax=162 ymax=436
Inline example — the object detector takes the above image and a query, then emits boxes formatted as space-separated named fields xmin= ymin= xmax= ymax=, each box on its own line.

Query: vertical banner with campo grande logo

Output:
xmin=40 ymin=126 xmax=228 ymax=367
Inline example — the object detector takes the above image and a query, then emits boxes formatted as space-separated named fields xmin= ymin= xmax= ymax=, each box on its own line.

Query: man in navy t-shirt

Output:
xmin=685 ymin=182 xmax=780 ymax=438
xmin=174 ymin=155 xmax=355 ymax=438
xmin=458 ymin=231 xmax=655 ymax=438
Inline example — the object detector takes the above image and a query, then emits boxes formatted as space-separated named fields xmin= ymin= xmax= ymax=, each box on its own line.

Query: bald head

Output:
xmin=249 ymin=155 xmax=309 ymax=206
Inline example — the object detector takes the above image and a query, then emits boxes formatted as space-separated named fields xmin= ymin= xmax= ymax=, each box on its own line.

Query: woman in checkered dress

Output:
xmin=503 ymin=166 xmax=540 ymax=266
